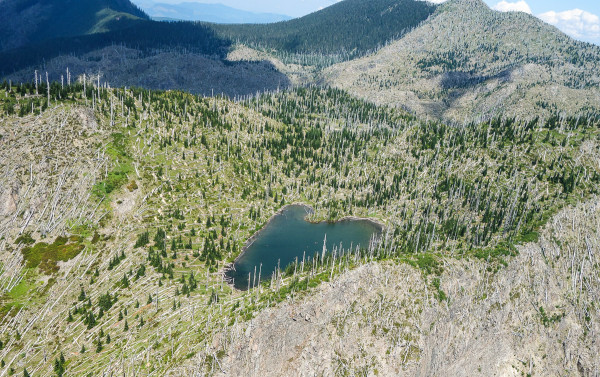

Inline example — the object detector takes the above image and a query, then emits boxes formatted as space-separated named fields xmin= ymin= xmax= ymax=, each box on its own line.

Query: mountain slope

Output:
xmin=0 ymin=0 xmax=149 ymax=52
xmin=210 ymin=0 xmax=437 ymax=58
xmin=0 ymin=0 xmax=437 ymax=73
xmin=2 ymin=0 xmax=600 ymax=124
xmin=323 ymin=0 xmax=600 ymax=122
xmin=0 ymin=0 xmax=437 ymax=96
xmin=207 ymin=197 xmax=600 ymax=376
xmin=1 ymin=83 xmax=599 ymax=376
xmin=140 ymin=2 xmax=291 ymax=24
xmin=0 ymin=22 xmax=232 ymax=77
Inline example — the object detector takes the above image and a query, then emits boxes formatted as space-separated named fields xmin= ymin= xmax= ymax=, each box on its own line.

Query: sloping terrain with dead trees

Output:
xmin=0 ymin=71 xmax=599 ymax=375
xmin=0 ymin=0 xmax=599 ymax=376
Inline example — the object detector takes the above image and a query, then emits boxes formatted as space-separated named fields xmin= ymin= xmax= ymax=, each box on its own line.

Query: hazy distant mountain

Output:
xmin=0 ymin=0 xmax=148 ymax=52
xmin=138 ymin=2 xmax=291 ymax=23
xmin=323 ymin=0 xmax=600 ymax=122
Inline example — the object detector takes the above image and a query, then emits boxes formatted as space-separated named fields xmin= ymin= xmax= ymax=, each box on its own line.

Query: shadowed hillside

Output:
xmin=0 ymin=21 xmax=231 ymax=76
xmin=0 ymin=0 xmax=149 ymax=52
xmin=0 ymin=0 xmax=438 ymax=75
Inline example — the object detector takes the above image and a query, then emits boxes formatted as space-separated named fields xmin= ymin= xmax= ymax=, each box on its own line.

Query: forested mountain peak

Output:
xmin=0 ymin=0 xmax=437 ymax=78
xmin=0 ymin=0 xmax=148 ymax=52
xmin=211 ymin=0 xmax=438 ymax=59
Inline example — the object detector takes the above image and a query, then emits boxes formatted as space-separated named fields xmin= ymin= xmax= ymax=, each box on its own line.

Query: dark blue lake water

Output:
xmin=226 ymin=205 xmax=381 ymax=290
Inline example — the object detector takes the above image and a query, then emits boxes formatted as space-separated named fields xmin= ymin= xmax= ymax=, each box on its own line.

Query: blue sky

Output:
xmin=481 ymin=0 xmax=600 ymax=45
xmin=133 ymin=0 xmax=600 ymax=45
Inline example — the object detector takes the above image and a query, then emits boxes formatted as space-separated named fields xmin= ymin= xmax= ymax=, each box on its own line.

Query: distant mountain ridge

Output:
xmin=0 ymin=0 xmax=437 ymax=73
xmin=139 ymin=2 xmax=291 ymax=24
xmin=0 ymin=0 xmax=149 ymax=52
xmin=1 ymin=0 xmax=600 ymax=123
xmin=0 ymin=0 xmax=438 ymax=94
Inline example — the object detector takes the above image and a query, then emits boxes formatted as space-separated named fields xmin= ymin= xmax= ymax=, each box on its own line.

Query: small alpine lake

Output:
xmin=226 ymin=205 xmax=382 ymax=290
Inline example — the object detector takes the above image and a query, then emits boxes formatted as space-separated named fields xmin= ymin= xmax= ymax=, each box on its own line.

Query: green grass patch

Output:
xmin=404 ymin=252 xmax=443 ymax=275
xmin=68 ymin=221 xmax=96 ymax=239
xmin=514 ymin=231 xmax=539 ymax=244
xmin=0 ymin=302 xmax=21 ymax=319
xmin=92 ymin=132 xmax=133 ymax=198
xmin=0 ymin=270 xmax=40 ymax=320
xmin=21 ymin=236 xmax=85 ymax=274
xmin=14 ymin=233 xmax=35 ymax=245
xmin=539 ymin=306 xmax=564 ymax=327
xmin=472 ymin=242 xmax=517 ymax=266
xmin=92 ymin=163 xmax=132 ymax=198
xmin=432 ymin=277 xmax=447 ymax=302
xmin=7 ymin=279 xmax=33 ymax=302
xmin=106 ymin=132 xmax=129 ymax=159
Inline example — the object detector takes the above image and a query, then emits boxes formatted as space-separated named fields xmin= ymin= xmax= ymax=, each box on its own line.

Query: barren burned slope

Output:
xmin=323 ymin=0 xmax=600 ymax=123
xmin=4 ymin=46 xmax=291 ymax=99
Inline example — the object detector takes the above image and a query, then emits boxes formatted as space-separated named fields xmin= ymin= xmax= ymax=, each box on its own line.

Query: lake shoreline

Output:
xmin=308 ymin=214 xmax=385 ymax=231
xmin=224 ymin=203 xmax=385 ymax=283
